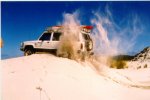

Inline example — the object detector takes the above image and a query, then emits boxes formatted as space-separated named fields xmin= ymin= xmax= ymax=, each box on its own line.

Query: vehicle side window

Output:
xmin=39 ymin=33 xmax=51 ymax=41
xmin=52 ymin=32 xmax=61 ymax=41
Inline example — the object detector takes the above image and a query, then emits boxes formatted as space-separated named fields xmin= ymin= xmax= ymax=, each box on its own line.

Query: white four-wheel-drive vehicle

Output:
xmin=20 ymin=25 xmax=93 ymax=57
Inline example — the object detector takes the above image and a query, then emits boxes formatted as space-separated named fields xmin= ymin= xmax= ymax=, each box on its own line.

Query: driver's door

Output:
xmin=36 ymin=32 xmax=52 ymax=49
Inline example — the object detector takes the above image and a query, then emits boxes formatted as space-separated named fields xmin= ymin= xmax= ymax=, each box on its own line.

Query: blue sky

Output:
xmin=1 ymin=1 xmax=150 ymax=59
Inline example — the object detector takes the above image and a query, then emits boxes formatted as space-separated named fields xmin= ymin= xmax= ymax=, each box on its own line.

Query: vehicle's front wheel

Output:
xmin=24 ymin=48 xmax=34 ymax=56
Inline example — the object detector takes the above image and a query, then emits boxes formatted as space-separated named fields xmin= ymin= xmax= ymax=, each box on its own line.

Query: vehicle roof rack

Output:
xmin=45 ymin=25 xmax=93 ymax=33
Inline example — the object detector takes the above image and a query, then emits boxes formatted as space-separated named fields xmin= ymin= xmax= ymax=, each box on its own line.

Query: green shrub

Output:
xmin=108 ymin=58 xmax=127 ymax=69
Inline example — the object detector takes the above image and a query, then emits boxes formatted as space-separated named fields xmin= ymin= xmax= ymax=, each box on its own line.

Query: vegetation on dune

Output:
xmin=107 ymin=56 xmax=128 ymax=69
xmin=113 ymin=55 xmax=134 ymax=61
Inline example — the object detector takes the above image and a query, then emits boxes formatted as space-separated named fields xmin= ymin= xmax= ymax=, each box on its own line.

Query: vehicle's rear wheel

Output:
xmin=80 ymin=51 xmax=86 ymax=61
xmin=56 ymin=42 xmax=76 ymax=59
xmin=24 ymin=48 xmax=34 ymax=56
xmin=56 ymin=48 xmax=75 ymax=59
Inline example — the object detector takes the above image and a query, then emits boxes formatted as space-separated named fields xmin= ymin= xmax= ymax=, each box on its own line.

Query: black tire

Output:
xmin=56 ymin=44 xmax=75 ymax=59
xmin=56 ymin=50 xmax=72 ymax=59
xmin=80 ymin=51 xmax=86 ymax=61
xmin=24 ymin=48 xmax=34 ymax=56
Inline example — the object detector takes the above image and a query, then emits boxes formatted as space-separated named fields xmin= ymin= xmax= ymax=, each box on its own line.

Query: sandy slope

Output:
xmin=2 ymin=54 xmax=150 ymax=100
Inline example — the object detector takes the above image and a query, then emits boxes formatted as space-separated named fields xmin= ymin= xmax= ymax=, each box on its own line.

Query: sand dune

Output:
xmin=2 ymin=54 xmax=150 ymax=100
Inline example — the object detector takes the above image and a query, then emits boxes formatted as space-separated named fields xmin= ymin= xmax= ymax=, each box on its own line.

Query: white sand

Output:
xmin=2 ymin=54 xmax=150 ymax=100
